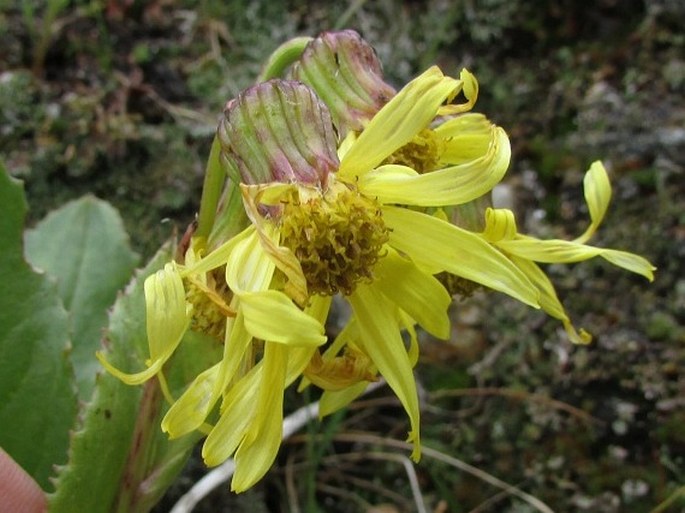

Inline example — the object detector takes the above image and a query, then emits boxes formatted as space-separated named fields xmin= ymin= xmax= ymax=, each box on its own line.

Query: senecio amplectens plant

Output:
xmin=98 ymin=30 xmax=655 ymax=493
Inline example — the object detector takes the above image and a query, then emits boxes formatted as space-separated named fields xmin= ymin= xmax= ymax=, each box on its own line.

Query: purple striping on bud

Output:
xmin=218 ymin=80 xmax=339 ymax=187
xmin=291 ymin=30 xmax=396 ymax=135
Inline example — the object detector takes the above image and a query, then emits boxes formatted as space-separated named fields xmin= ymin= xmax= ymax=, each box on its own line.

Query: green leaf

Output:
xmin=25 ymin=196 xmax=139 ymax=399
xmin=0 ymin=165 xmax=77 ymax=491
xmin=49 ymin=246 xmax=222 ymax=513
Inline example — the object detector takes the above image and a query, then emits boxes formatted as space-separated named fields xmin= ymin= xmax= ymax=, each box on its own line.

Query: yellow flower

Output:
xmin=480 ymin=161 xmax=656 ymax=343
xmin=199 ymin=71 xmax=542 ymax=489
xmin=100 ymin=67 xmax=540 ymax=492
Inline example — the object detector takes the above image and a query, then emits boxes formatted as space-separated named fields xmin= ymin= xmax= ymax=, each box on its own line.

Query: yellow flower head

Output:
xmin=100 ymin=66 xmax=540 ymax=493
xmin=204 ymin=73 xmax=541 ymax=490
xmin=96 ymin=30 xmax=658 ymax=496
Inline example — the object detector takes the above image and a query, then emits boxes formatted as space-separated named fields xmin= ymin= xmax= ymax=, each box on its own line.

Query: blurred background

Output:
xmin=1 ymin=1 xmax=683 ymax=511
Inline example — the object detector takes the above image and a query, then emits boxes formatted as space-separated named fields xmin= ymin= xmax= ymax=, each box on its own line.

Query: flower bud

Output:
xmin=291 ymin=30 xmax=396 ymax=134
xmin=218 ymin=80 xmax=339 ymax=186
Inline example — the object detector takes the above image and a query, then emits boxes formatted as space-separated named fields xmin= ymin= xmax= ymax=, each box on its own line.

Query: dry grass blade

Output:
xmin=285 ymin=451 xmax=301 ymax=513
xmin=321 ymin=452 xmax=427 ymax=513
xmin=329 ymin=433 xmax=555 ymax=513
xmin=649 ymin=484 xmax=685 ymax=513
xmin=466 ymin=483 xmax=529 ymax=513
xmin=316 ymin=482 xmax=374 ymax=510
xmin=430 ymin=387 xmax=601 ymax=425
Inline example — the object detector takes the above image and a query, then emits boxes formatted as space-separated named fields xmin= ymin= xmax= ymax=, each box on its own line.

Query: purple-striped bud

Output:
xmin=218 ymin=80 xmax=339 ymax=186
xmin=291 ymin=30 xmax=396 ymax=135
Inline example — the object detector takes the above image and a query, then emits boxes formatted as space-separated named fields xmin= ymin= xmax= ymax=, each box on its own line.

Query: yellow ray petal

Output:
xmin=146 ymin=263 xmax=192 ymax=357
xmin=359 ymin=126 xmax=509 ymax=207
xmin=319 ymin=381 xmax=371 ymax=418
xmin=239 ymin=289 xmax=326 ymax=346
xmin=375 ymin=248 xmax=451 ymax=339
xmin=349 ymin=283 xmax=421 ymax=461
xmin=339 ymin=66 xmax=461 ymax=178
xmin=433 ymin=113 xmax=493 ymax=164
xmin=575 ymin=161 xmax=612 ymax=244
xmin=497 ymin=236 xmax=656 ymax=281
xmin=437 ymin=68 xmax=479 ymax=116
xmin=183 ymin=225 xmax=254 ymax=276
xmin=383 ymin=206 xmax=540 ymax=307
xmin=231 ymin=343 xmax=287 ymax=492
xmin=241 ymin=184 xmax=308 ymax=303
xmin=225 ymin=229 xmax=276 ymax=293
xmin=162 ymin=362 xmax=221 ymax=438
xmin=95 ymin=351 xmax=165 ymax=385
xmin=162 ymin=311 xmax=253 ymax=437
xmin=482 ymin=207 xmax=518 ymax=242
xmin=509 ymin=256 xmax=592 ymax=344
xmin=97 ymin=263 xmax=191 ymax=384
xmin=202 ymin=365 xmax=261 ymax=467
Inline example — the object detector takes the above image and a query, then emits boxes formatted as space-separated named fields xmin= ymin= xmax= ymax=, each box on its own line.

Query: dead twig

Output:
xmin=430 ymin=387 xmax=601 ymax=425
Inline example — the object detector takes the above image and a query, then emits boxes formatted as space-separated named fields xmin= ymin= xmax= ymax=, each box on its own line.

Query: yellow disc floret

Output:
xmin=278 ymin=182 xmax=389 ymax=296
xmin=183 ymin=269 xmax=233 ymax=341
xmin=382 ymin=128 xmax=444 ymax=174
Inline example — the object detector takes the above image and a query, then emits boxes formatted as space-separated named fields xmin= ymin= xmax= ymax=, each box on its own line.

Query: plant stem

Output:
xmin=195 ymin=136 xmax=225 ymax=241
xmin=257 ymin=36 xmax=313 ymax=82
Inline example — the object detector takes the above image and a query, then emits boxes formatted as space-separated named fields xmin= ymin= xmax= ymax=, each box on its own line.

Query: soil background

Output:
xmin=1 ymin=1 xmax=683 ymax=512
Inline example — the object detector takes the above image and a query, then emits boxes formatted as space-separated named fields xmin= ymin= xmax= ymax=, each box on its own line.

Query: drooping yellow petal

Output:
xmin=374 ymin=248 xmax=451 ymax=339
xmin=146 ymin=263 xmax=192 ymax=357
xmin=496 ymin=235 xmax=656 ymax=281
xmin=339 ymin=66 xmax=462 ymax=178
xmin=509 ymin=255 xmax=592 ymax=344
xmin=239 ymin=289 xmax=326 ymax=346
xmin=231 ymin=343 xmax=288 ymax=492
xmin=162 ymin=362 xmax=221 ymax=438
xmin=163 ymin=310 xmax=253 ymax=437
xmin=202 ymin=365 xmax=262 ymax=466
xmin=383 ymin=206 xmax=540 ymax=307
xmin=358 ymin=126 xmax=509 ymax=207
xmin=349 ymin=283 xmax=421 ymax=461
xmin=575 ymin=161 xmax=612 ymax=244
xmin=95 ymin=351 xmax=165 ymax=385
xmin=96 ymin=262 xmax=191 ymax=385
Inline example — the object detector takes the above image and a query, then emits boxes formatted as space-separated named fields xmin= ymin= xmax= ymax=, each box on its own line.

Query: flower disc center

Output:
xmin=382 ymin=128 xmax=443 ymax=173
xmin=279 ymin=184 xmax=389 ymax=296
